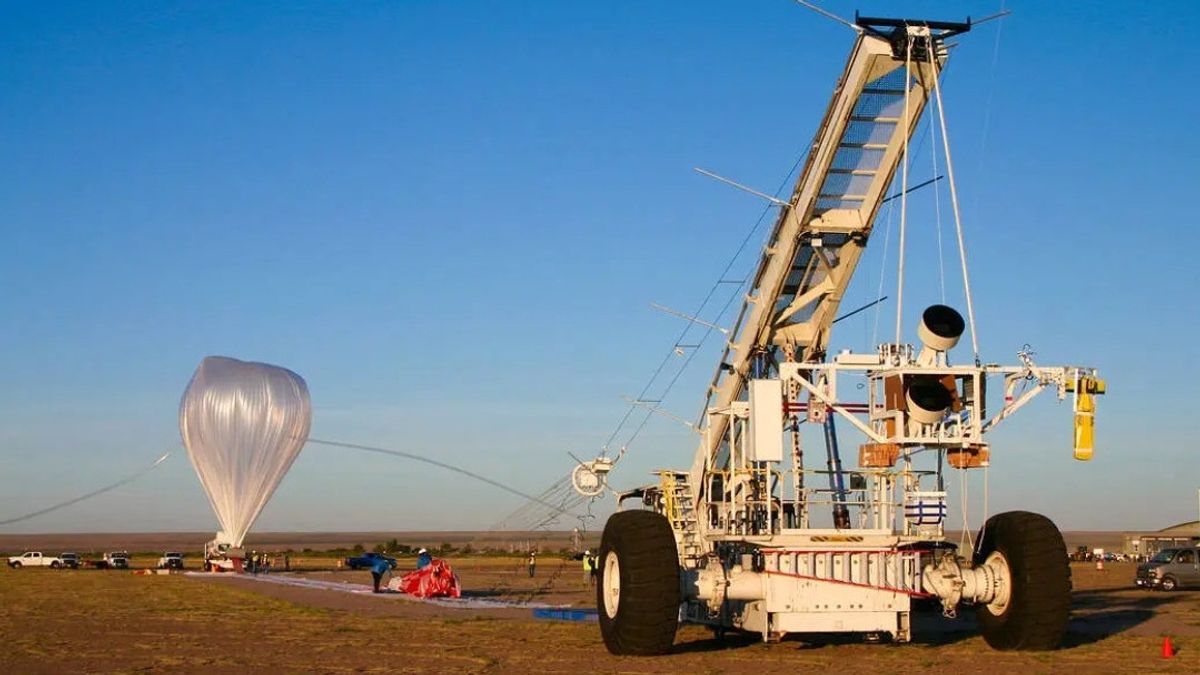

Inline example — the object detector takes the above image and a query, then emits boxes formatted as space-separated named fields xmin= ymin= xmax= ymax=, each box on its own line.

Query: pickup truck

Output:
xmin=344 ymin=552 xmax=397 ymax=570
xmin=60 ymin=552 xmax=80 ymax=569
xmin=104 ymin=551 xmax=130 ymax=569
xmin=158 ymin=552 xmax=184 ymax=570
xmin=7 ymin=552 xmax=65 ymax=569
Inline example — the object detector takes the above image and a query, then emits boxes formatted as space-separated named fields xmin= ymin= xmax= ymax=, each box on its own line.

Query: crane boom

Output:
xmin=593 ymin=15 xmax=1107 ymax=654
xmin=689 ymin=25 xmax=945 ymax=494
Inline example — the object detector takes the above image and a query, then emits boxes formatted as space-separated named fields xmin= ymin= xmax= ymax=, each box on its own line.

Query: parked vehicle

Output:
xmin=7 ymin=552 xmax=64 ymax=569
xmin=158 ymin=552 xmax=185 ymax=570
xmin=1069 ymin=546 xmax=1092 ymax=562
xmin=60 ymin=552 xmax=80 ymax=569
xmin=1136 ymin=547 xmax=1200 ymax=591
xmin=104 ymin=551 xmax=130 ymax=569
xmin=344 ymin=552 xmax=396 ymax=570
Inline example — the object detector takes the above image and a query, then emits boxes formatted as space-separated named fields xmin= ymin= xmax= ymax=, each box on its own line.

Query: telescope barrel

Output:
xmin=906 ymin=376 xmax=954 ymax=424
xmin=917 ymin=304 xmax=965 ymax=366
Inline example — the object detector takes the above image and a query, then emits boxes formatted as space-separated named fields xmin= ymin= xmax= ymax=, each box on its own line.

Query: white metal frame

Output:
xmin=615 ymin=17 xmax=1104 ymax=644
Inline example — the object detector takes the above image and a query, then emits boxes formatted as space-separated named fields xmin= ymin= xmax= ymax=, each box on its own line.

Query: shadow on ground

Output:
xmin=1064 ymin=589 xmax=1190 ymax=646
xmin=669 ymin=608 xmax=980 ymax=653
xmin=667 ymin=590 xmax=1195 ymax=653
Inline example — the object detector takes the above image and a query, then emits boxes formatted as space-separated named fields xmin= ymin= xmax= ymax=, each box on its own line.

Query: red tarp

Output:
xmin=394 ymin=559 xmax=461 ymax=598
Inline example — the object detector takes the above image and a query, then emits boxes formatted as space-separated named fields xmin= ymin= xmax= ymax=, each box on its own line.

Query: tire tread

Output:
xmin=597 ymin=510 xmax=680 ymax=655
xmin=974 ymin=511 xmax=1071 ymax=651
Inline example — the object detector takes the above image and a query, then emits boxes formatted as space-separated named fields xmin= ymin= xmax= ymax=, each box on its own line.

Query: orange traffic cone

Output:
xmin=1161 ymin=636 xmax=1174 ymax=659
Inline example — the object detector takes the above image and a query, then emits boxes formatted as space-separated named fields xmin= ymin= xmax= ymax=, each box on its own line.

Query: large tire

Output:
xmin=974 ymin=511 xmax=1071 ymax=650
xmin=597 ymin=510 xmax=680 ymax=655
xmin=10 ymin=562 xmax=21 ymax=569
xmin=50 ymin=561 xmax=61 ymax=569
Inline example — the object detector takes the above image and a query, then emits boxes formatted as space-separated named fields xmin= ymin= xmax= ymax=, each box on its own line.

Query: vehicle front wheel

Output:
xmin=974 ymin=511 xmax=1071 ymax=651
xmin=50 ymin=561 xmax=61 ymax=569
xmin=597 ymin=510 xmax=680 ymax=655
xmin=1161 ymin=575 xmax=1178 ymax=592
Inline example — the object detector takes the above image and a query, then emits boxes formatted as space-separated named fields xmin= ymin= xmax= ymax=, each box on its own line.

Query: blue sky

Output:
xmin=1 ymin=1 xmax=1196 ymax=534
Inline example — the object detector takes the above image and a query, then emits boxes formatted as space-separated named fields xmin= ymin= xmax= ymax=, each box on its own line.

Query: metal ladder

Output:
xmin=658 ymin=471 xmax=704 ymax=566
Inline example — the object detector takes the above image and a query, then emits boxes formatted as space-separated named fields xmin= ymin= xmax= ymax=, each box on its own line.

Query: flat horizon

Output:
xmin=0 ymin=528 xmax=1138 ymax=556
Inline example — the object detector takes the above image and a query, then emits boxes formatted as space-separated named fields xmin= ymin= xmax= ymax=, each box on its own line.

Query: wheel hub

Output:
xmin=921 ymin=550 xmax=1013 ymax=611
xmin=981 ymin=550 xmax=1012 ymax=616
xmin=602 ymin=551 xmax=621 ymax=619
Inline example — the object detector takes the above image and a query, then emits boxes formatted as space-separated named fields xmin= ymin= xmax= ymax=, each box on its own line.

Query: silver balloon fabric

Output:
xmin=180 ymin=356 xmax=311 ymax=548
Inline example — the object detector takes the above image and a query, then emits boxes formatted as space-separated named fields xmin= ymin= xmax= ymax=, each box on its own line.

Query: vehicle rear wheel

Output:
xmin=974 ymin=511 xmax=1071 ymax=651
xmin=597 ymin=510 xmax=680 ymax=655
xmin=1161 ymin=575 xmax=1178 ymax=592
xmin=50 ymin=561 xmax=61 ymax=569
xmin=10 ymin=562 xmax=21 ymax=569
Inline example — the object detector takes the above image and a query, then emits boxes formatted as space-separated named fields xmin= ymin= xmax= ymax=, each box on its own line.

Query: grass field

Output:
xmin=1 ymin=561 xmax=1197 ymax=673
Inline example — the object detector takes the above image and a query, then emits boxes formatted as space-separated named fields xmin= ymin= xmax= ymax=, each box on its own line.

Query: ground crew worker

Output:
xmin=582 ymin=550 xmax=593 ymax=585
xmin=527 ymin=551 xmax=537 ymax=578
xmin=417 ymin=548 xmax=432 ymax=569
xmin=370 ymin=555 xmax=393 ymax=593
xmin=589 ymin=552 xmax=599 ymax=586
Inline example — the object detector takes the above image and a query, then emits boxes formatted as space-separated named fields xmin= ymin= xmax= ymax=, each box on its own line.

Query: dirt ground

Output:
xmin=2 ymin=560 xmax=1197 ymax=673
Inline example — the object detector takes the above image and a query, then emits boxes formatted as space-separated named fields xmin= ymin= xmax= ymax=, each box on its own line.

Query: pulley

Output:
xmin=571 ymin=457 xmax=615 ymax=498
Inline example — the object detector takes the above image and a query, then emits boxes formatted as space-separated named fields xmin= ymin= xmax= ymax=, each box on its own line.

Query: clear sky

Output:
xmin=2 ymin=1 xmax=1197 ymax=534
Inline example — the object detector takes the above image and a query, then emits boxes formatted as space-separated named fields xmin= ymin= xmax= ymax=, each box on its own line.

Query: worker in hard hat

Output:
xmin=417 ymin=548 xmax=432 ymax=570
xmin=527 ymin=551 xmax=537 ymax=578
xmin=582 ymin=550 xmax=594 ymax=585
xmin=370 ymin=555 xmax=393 ymax=593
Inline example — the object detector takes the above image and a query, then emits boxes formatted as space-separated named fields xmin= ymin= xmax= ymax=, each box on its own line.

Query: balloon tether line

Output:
xmin=306 ymin=438 xmax=577 ymax=519
xmin=0 ymin=453 xmax=171 ymax=526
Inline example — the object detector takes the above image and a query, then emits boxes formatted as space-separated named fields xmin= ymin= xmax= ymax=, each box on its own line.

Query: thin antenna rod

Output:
xmin=694 ymin=168 xmax=789 ymax=207
xmin=792 ymin=0 xmax=861 ymax=32
xmin=973 ymin=9 xmax=1013 ymax=26
xmin=832 ymin=295 xmax=889 ymax=325
xmin=881 ymin=175 xmax=943 ymax=204
xmin=620 ymin=396 xmax=696 ymax=430
xmin=649 ymin=302 xmax=730 ymax=334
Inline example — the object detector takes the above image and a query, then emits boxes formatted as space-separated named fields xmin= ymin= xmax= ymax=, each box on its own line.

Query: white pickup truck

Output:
xmin=7 ymin=552 xmax=65 ymax=569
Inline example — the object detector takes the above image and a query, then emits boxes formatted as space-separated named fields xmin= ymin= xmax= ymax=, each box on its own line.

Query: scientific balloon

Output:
xmin=180 ymin=356 xmax=311 ymax=548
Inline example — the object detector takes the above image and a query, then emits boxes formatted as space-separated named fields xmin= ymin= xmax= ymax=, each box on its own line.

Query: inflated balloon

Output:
xmin=180 ymin=356 xmax=311 ymax=548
